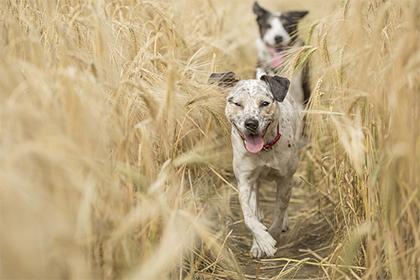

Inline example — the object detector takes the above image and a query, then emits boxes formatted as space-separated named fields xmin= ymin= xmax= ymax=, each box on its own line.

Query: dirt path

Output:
xmin=225 ymin=172 xmax=335 ymax=279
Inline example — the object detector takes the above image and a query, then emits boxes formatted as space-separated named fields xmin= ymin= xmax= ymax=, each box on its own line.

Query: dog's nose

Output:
xmin=274 ymin=35 xmax=283 ymax=44
xmin=245 ymin=119 xmax=259 ymax=132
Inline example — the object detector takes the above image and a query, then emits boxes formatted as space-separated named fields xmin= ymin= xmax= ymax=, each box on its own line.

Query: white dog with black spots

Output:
xmin=209 ymin=72 xmax=304 ymax=258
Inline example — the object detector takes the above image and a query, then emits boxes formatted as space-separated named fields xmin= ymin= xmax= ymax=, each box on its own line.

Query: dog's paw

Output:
xmin=250 ymin=239 xmax=264 ymax=258
xmin=254 ymin=229 xmax=277 ymax=257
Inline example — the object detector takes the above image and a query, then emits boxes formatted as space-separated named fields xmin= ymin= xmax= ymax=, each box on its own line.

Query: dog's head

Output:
xmin=209 ymin=72 xmax=290 ymax=153
xmin=253 ymin=2 xmax=308 ymax=49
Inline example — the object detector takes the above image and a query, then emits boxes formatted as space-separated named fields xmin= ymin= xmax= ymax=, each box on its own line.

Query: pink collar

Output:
xmin=263 ymin=124 xmax=282 ymax=150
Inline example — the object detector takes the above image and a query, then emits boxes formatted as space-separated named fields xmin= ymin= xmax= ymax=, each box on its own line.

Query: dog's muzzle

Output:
xmin=244 ymin=118 xmax=259 ymax=134
xmin=236 ymin=119 xmax=269 ymax=154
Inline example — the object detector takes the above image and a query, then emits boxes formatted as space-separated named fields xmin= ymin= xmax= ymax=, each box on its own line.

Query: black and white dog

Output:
xmin=253 ymin=2 xmax=310 ymax=107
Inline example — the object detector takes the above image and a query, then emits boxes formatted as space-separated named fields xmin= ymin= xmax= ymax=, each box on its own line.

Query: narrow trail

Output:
xmin=225 ymin=171 xmax=335 ymax=279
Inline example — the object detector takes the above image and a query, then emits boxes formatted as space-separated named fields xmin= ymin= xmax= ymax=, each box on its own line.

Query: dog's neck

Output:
xmin=263 ymin=106 xmax=282 ymax=146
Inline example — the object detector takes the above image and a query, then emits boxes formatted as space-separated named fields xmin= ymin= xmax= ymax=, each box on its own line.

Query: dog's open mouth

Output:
xmin=244 ymin=134 xmax=265 ymax=153
xmin=233 ymin=122 xmax=271 ymax=154
xmin=266 ymin=43 xmax=284 ymax=51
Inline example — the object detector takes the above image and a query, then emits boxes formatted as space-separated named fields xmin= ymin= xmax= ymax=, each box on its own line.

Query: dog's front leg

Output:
xmin=237 ymin=176 xmax=277 ymax=258
xmin=249 ymin=182 xmax=266 ymax=258
xmin=269 ymin=176 xmax=293 ymax=239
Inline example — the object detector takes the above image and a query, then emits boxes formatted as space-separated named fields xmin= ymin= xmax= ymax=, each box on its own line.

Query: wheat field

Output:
xmin=0 ymin=0 xmax=419 ymax=279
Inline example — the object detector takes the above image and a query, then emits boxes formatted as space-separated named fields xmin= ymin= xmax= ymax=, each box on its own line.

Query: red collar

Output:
xmin=263 ymin=124 xmax=282 ymax=150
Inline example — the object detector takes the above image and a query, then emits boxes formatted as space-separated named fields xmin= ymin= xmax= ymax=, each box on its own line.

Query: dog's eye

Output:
xmin=228 ymin=98 xmax=242 ymax=108
xmin=266 ymin=24 xmax=272 ymax=29
xmin=260 ymin=101 xmax=271 ymax=107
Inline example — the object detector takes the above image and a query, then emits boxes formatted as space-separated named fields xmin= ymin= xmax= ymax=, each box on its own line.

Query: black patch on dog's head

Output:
xmin=253 ymin=2 xmax=271 ymax=39
xmin=260 ymin=75 xmax=290 ymax=102
xmin=253 ymin=2 xmax=269 ymax=18
xmin=208 ymin=72 xmax=239 ymax=88
xmin=279 ymin=11 xmax=309 ymax=39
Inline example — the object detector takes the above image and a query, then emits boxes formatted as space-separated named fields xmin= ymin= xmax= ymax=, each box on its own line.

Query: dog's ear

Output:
xmin=260 ymin=75 xmax=290 ymax=102
xmin=208 ymin=72 xmax=239 ymax=88
xmin=253 ymin=2 xmax=269 ymax=18
xmin=283 ymin=11 xmax=309 ymax=23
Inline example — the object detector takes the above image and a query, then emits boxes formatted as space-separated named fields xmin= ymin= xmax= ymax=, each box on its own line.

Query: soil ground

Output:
xmin=226 ymin=175 xmax=335 ymax=279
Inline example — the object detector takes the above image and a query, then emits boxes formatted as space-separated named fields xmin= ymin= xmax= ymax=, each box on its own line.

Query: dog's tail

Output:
xmin=302 ymin=63 xmax=311 ymax=106
xmin=300 ymin=63 xmax=312 ymax=143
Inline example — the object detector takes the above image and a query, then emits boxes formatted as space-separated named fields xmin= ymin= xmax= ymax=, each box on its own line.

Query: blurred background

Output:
xmin=0 ymin=0 xmax=418 ymax=279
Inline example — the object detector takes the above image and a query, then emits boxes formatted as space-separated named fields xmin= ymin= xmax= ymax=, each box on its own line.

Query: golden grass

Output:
xmin=0 ymin=0 xmax=418 ymax=279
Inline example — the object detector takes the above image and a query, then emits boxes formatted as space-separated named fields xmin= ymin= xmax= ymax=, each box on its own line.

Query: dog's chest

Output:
xmin=232 ymin=140 xmax=298 ymax=179
xmin=255 ymin=145 xmax=298 ymax=177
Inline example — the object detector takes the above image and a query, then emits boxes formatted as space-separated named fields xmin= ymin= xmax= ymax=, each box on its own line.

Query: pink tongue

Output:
xmin=268 ymin=47 xmax=283 ymax=68
xmin=271 ymin=54 xmax=283 ymax=68
xmin=244 ymin=135 xmax=264 ymax=154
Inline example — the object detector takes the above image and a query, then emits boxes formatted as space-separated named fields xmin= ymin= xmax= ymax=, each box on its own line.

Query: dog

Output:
xmin=253 ymin=2 xmax=310 ymax=107
xmin=209 ymin=72 xmax=303 ymax=258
